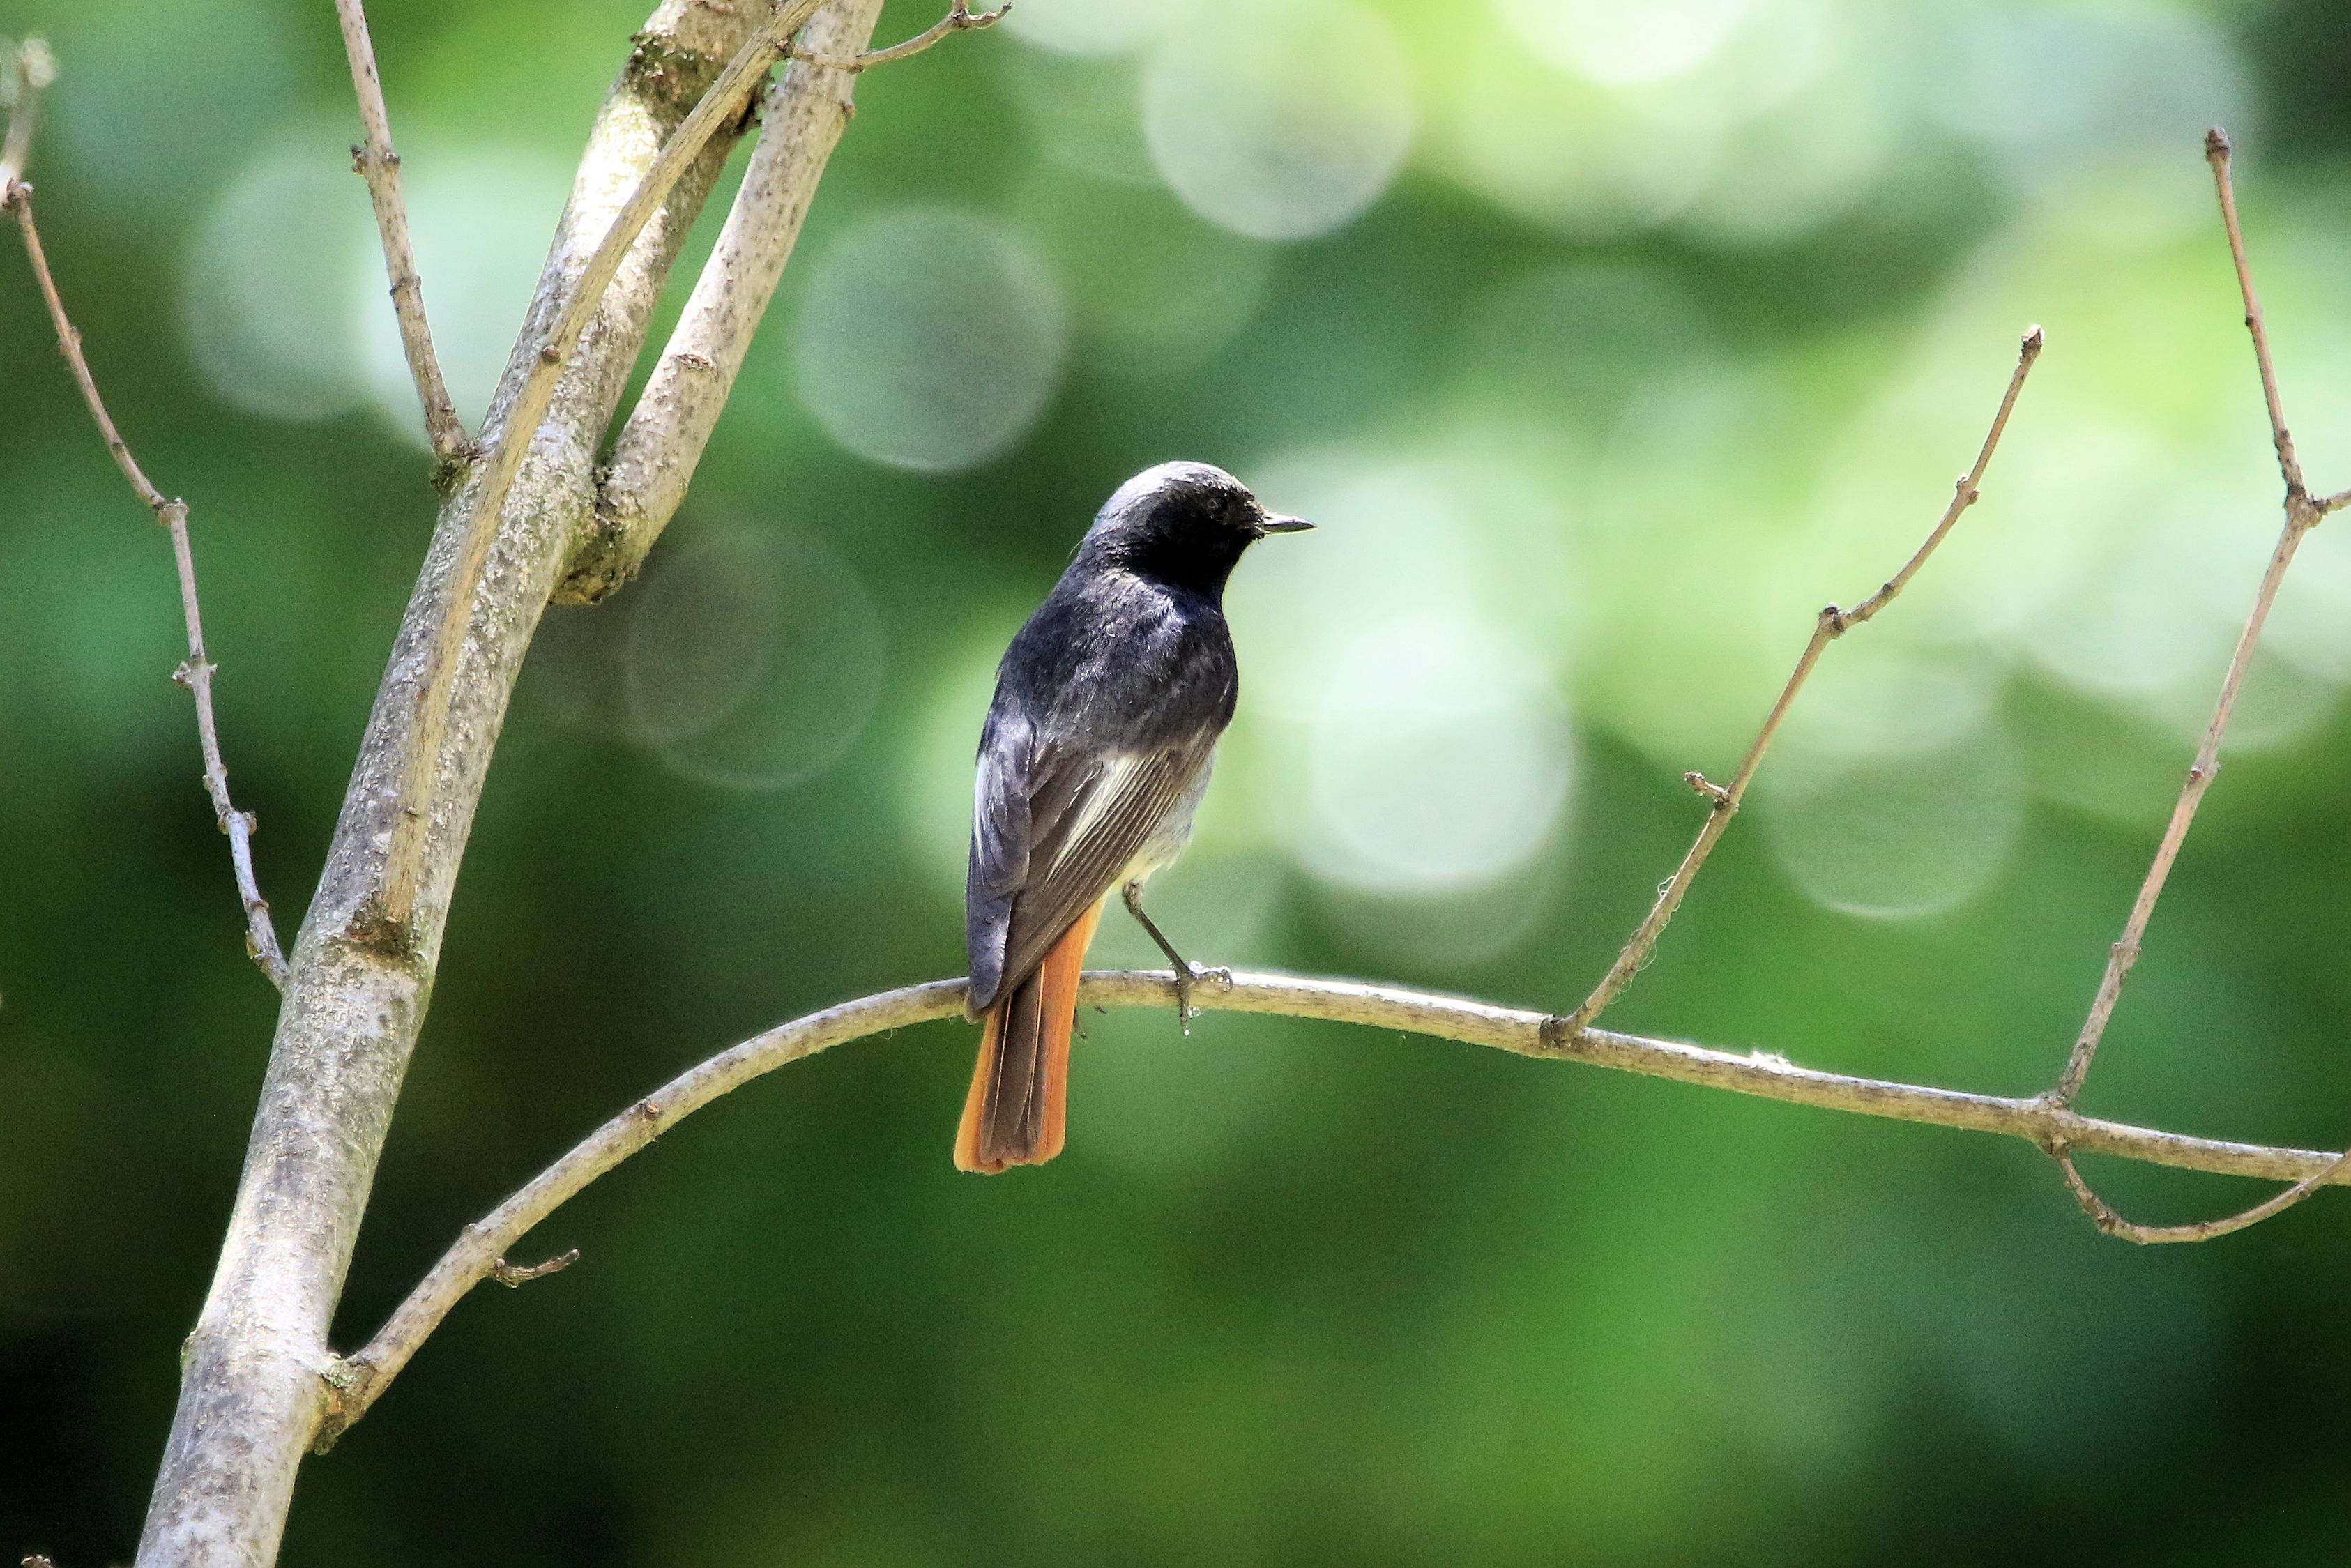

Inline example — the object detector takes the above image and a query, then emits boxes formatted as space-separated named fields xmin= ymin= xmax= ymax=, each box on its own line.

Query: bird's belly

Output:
xmin=1120 ymin=751 xmax=1215 ymax=885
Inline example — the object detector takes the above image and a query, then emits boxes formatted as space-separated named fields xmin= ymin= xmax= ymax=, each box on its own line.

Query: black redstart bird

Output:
xmin=957 ymin=461 xmax=1312 ymax=1173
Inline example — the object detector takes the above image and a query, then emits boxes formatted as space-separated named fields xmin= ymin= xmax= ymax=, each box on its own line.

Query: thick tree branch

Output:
xmin=1568 ymin=326 xmax=2043 ymax=1029
xmin=369 ymin=0 xmax=830 ymax=937
xmin=334 ymin=0 xmax=471 ymax=470
xmin=3 ymin=40 xmax=287 ymax=988
xmin=561 ymin=0 xmax=889 ymax=602
xmin=133 ymin=3 xmax=842 ymax=1560
xmin=312 ymin=965 xmax=2351 ymax=1444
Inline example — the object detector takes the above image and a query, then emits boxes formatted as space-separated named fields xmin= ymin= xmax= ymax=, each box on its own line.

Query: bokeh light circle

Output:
xmin=996 ymin=50 xmax=1164 ymax=187
xmin=184 ymin=140 xmax=370 ymax=421
xmin=1296 ymin=618 xmax=1572 ymax=896
xmin=1141 ymin=0 xmax=1414 ymax=242
xmin=1000 ymin=0 xmax=1175 ymax=57
xmin=1011 ymin=172 xmax=1272 ymax=376
xmin=1760 ymin=713 xmax=2023 ymax=921
xmin=791 ymin=208 xmax=1069 ymax=473
xmin=1223 ymin=447 xmax=1576 ymax=901
xmin=623 ymin=530 xmax=885 ymax=791
xmin=356 ymin=149 xmax=570 ymax=441
xmin=1498 ymin=0 xmax=1753 ymax=86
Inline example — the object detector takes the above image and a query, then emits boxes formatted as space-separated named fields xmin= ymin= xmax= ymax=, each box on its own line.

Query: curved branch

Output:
xmin=315 ymin=967 xmax=2351 ymax=1446
xmin=2053 ymin=1141 xmax=2351 ymax=1244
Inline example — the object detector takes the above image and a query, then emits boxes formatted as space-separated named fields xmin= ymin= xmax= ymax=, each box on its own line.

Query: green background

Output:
xmin=8 ymin=0 xmax=2351 ymax=1560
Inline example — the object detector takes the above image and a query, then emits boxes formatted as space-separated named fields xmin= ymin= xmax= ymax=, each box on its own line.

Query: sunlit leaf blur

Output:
xmin=7 ymin=0 xmax=2351 ymax=1559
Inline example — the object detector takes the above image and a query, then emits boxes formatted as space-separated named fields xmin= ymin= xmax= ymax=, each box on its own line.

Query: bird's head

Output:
xmin=1078 ymin=460 xmax=1312 ymax=595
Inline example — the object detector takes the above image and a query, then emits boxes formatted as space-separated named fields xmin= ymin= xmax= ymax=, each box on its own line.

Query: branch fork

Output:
xmin=1558 ymin=127 xmax=2351 ymax=1245
xmin=1565 ymin=323 xmax=2044 ymax=1035
xmin=309 ymin=966 xmax=2351 ymax=1447
xmin=11 ymin=15 xmax=2346 ymax=1555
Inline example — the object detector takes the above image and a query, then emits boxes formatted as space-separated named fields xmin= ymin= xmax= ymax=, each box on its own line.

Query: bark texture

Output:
xmin=134 ymin=5 xmax=771 ymax=1559
xmin=561 ymin=0 xmax=886 ymax=602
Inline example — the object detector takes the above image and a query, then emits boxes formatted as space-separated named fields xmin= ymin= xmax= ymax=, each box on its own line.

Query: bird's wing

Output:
xmin=968 ymin=726 xmax=1213 ymax=1011
xmin=966 ymin=707 xmax=1033 ymax=1012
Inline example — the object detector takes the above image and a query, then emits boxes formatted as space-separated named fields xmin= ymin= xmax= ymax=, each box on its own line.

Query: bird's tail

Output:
xmin=956 ymin=902 xmax=1103 ymax=1173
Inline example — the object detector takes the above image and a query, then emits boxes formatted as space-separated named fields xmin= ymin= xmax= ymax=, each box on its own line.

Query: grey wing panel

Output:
xmin=966 ymin=709 xmax=1035 ymax=1012
xmin=994 ymin=739 xmax=1212 ymax=994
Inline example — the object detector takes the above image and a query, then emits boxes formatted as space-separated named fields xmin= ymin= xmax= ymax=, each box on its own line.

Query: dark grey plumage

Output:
xmin=964 ymin=461 xmax=1305 ymax=1019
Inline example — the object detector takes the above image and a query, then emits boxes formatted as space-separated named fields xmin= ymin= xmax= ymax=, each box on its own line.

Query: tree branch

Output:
xmin=1567 ymin=325 xmax=2044 ymax=1029
xmin=561 ymin=0 xmax=890 ymax=602
xmin=2052 ymin=1141 xmax=2351 ymax=1244
xmin=2051 ymin=130 xmax=2322 ymax=1106
xmin=334 ymin=0 xmax=471 ymax=471
xmin=786 ymin=0 xmax=1008 ymax=73
xmin=367 ymin=0 xmax=835 ymax=940
xmin=312 ymin=965 xmax=2351 ymax=1444
xmin=3 ymin=38 xmax=287 ymax=988
xmin=133 ymin=2 xmax=837 ymax=1559
xmin=2043 ymin=128 xmax=2350 ymax=1236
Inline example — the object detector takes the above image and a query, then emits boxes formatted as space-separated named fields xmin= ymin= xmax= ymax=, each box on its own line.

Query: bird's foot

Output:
xmin=1173 ymin=963 xmax=1233 ymax=1035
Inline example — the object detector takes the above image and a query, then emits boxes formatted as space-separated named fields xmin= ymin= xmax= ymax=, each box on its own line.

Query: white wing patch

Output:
xmin=1042 ymin=752 xmax=1150 ymax=880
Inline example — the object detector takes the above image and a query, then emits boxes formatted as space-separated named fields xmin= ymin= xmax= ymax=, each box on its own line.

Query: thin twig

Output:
xmin=1566 ymin=326 xmax=2044 ymax=1029
xmin=2206 ymin=128 xmax=2305 ymax=502
xmin=3 ymin=56 xmax=287 ymax=988
xmin=2054 ymin=1141 xmax=2351 ymax=1244
xmin=367 ymin=0 xmax=830 ymax=941
xmin=487 ymin=1247 xmax=579 ymax=1286
xmin=786 ymin=0 xmax=1007 ymax=72
xmin=310 ymin=964 xmax=2351 ymax=1445
xmin=334 ymin=0 xmax=471 ymax=471
xmin=2049 ymin=129 xmax=2319 ymax=1108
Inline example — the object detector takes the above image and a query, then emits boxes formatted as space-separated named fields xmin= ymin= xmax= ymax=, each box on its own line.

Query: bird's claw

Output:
xmin=1173 ymin=962 xmax=1233 ymax=1035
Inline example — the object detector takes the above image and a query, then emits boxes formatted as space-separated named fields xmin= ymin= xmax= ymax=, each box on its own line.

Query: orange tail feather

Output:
xmin=957 ymin=902 xmax=1103 ymax=1173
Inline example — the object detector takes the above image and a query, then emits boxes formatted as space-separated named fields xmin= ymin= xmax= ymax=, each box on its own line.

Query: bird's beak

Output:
xmin=1256 ymin=513 xmax=1314 ymax=534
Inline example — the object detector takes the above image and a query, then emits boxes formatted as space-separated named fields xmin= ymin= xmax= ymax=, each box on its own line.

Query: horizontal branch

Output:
xmin=314 ymin=966 xmax=2350 ymax=1446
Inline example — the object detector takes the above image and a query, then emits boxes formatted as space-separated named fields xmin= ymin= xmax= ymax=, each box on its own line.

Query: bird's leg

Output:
xmin=1121 ymin=881 xmax=1229 ymax=1031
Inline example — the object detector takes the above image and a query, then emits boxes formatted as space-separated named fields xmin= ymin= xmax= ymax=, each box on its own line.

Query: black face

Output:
xmin=1079 ymin=461 xmax=1311 ymax=597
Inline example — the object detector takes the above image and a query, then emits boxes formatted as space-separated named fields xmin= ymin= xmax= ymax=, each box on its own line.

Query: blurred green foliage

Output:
xmin=8 ymin=0 xmax=2351 ymax=1561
